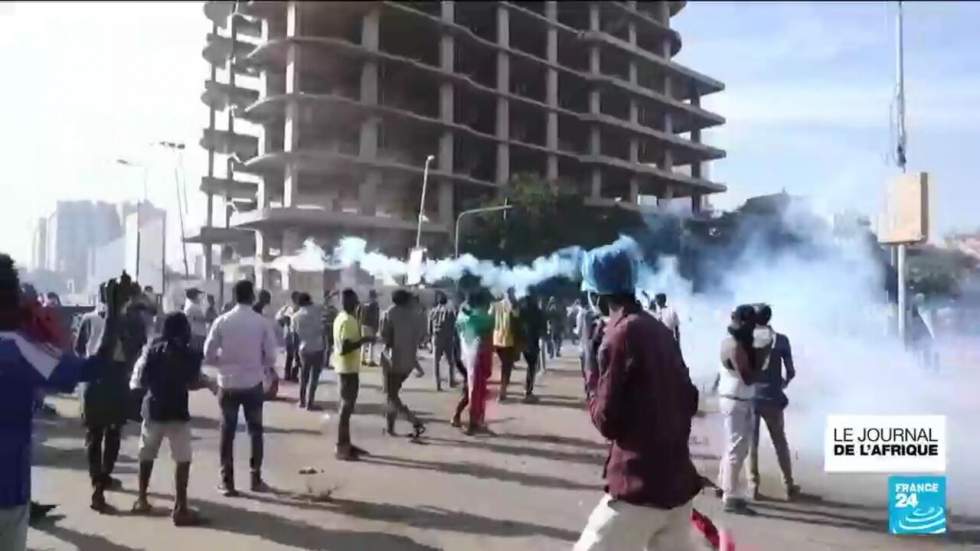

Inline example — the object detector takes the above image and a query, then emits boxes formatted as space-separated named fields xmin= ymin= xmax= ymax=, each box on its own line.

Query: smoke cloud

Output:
xmin=268 ymin=237 xmax=586 ymax=297
xmin=267 ymin=200 xmax=977 ymax=512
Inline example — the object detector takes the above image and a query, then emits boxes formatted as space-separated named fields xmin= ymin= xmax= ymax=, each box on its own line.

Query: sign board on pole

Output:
xmin=406 ymin=247 xmax=426 ymax=286
xmin=878 ymin=172 xmax=930 ymax=245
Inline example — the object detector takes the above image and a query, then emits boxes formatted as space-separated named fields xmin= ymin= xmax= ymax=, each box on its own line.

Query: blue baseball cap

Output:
xmin=580 ymin=236 xmax=640 ymax=295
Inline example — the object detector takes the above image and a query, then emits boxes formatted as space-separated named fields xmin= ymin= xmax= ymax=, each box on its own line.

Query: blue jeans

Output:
xmin=219 ymin=384 xmax=264 ymax=484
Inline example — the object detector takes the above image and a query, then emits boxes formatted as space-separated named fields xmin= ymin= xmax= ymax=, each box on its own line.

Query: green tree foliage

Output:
xmin=460 ymin=173 xmax=645 ymax=266
xmin=908 ymin=245 xmax=978 ymax=297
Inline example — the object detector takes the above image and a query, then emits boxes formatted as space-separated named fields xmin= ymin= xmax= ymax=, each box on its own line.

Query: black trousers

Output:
xmin=284 ymin=333 xmax=302 ymax=380
xmin=337 ymin=373 xmax=359 ymax=447
xmin=219 ymin=384 xmax=264 ymax=483
xmin=86 ymin=424 xmax=122 ymax=488
xmin=384 ymin=371 xmax=420 ymax=430
xmin=433 ymin=338 xmax=457 ymax=388
xmin=523 ymin=349 xmax=540 ymax=396
xmin=299 ymin=350 xmax=324 ymax=407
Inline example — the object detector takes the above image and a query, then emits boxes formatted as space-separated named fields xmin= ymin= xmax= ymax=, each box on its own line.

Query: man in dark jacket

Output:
xmin=576 ymin=238 xmax=702 ymax=550
xmin=80 ymin=273 xmax=147 ymax=513
xmin=518 ymin=293 xmax=545 ymax=403
xmin=748 ymin=304 xmax=799 ymax=501
xmin=129 ymin=312 xmax=213 ymax=526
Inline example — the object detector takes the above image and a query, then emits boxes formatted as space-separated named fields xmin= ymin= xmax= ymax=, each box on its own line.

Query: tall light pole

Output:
xmin=895 ymin=0 xmax=908 ymax=342
xmin=415 ymin=154 xmax=436 ymax=250
xmin=454 ymin=204 xmax=513 ymax=258
xmin=156 ymin=141 xmax=190 ymax=278
xmin=116 ymin=159 xmax=149 ymax=281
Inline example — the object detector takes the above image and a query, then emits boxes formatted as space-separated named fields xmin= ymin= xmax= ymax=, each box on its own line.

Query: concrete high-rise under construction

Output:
xmin=195 ymin=1 xmax=725 ymax=289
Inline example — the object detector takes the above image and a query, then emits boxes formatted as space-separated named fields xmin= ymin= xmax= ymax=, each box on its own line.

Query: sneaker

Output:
xmin=450 ymin=417 xmax=462 ymax=428
xmin=306 ymin=404 xmax=323 ymax=412
xmin=90 ymin=491 xmax=115 ymax=515
xmin=723 ymin=500 xmax=758 ymax=516
xmin=786 ymin=484 xmax=801 ymax=501
xmin=29 ymin=502 xmax=57 ymax=524
xmin=250 ymin=476 xmax=271 ymax=493
xmin=335 ymin=446 xmax=359 ymax=462
xmin=351 ymin=445 xmax=370 ymax=457
xmin=217 ymin=481 xmax=239 ymax=498
xmin=102 ymin=475 xmax=123 ymax=491
xmin=751 ymin=487 xmax=761 ymax=501
xmin=297 ymin=401 xmax=307 ymax=410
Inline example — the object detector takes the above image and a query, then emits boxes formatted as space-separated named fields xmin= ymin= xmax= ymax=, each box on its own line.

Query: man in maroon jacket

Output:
xmin=575 ymin=238 xmax=702 ymax=550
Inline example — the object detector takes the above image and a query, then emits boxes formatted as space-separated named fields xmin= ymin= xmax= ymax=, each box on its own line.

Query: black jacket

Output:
xmin=140 ymin=339 xmax=203 ymax=422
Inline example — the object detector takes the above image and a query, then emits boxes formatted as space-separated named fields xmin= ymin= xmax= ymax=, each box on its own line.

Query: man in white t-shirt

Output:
xmin=652 ymin=293 xmax=680 ymax=344
xmin=183 ymin=289 xmax=208 ymax=352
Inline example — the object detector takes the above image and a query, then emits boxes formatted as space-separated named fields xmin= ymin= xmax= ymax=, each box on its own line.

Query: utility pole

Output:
xmin=895 ymin=0 xmax=908 ymax=342
xmin=158 ymin=141 xmax=190 ymax=278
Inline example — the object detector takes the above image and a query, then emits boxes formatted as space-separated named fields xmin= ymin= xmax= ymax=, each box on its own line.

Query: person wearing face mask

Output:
xmin=182 ymin=289 xmax=208 ymax=353
xmin=575 ymin=239 xmax=703 ymax=550
xmin=716 ymin=304 xmax=762 ymax=516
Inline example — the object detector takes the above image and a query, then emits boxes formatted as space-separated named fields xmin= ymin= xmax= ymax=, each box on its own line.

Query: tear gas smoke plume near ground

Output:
xmin=271 ymin=201 xmax=979 ymax=512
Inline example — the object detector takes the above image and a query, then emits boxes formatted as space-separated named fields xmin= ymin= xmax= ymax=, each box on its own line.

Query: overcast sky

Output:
xmin=0 ymin=1 xmax=977 ymax=267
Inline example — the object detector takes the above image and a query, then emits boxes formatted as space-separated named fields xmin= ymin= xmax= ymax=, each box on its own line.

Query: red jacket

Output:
xmin=585 ymin=302 xmax=702 ymax=508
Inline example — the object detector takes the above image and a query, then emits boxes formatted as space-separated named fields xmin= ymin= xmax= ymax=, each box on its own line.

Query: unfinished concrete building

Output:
xmin=196 ymin=1 xmax=725 ymax=289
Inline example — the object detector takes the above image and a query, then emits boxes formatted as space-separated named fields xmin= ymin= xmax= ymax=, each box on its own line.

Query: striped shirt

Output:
xmin=428 ymin=304 xmax=456 ymax=344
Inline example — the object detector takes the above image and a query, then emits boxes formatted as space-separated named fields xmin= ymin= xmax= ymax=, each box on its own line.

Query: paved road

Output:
xmin=27 ymin=352 xmax=977 ymax=550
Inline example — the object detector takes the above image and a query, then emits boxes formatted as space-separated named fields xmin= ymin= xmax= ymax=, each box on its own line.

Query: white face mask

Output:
xmin=586 ymin=293 xmax=610 ymax=324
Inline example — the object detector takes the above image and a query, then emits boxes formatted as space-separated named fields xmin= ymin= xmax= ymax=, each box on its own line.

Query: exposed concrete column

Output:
xmin=359 ymin=7 xmax=381 ymax=216
xmin=283 ymin=100 xmax=301 ymax=207
xmin=692 ymin=192 xmax=703 ymax=213
xmin=629 ymin=176 xmax=640 ymax=204
xmin=256 ymin=18 xmax=272 ymax=213
xmin=281 ymin=228 xmax=302 ymax=290
xmin=254 ymin=229 xmax=271 ymax=291
xmin=439 ymin=1 xmax=455 ymax=227
xmin=588 ymin=3 xmax=602 ymax=196
xmin=545 ymin=1 xmax=559 ymax=180
xmin=495 ymin=5 xmax=510 ymax=187
xmin=691 ymin=86 xmax=702 ymax=144
xmin=283 ymin=3 xmax=304 ymax=209
xmin=658 ymin=0 xmax=671 ymax=28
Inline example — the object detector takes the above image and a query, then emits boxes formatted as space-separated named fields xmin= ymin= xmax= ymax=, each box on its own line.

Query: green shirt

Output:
xmin=332 ymin=311 xmax=361 ymax=374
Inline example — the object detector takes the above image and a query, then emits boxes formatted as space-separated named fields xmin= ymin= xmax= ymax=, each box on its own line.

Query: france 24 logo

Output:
xmin=889 ymin=476 xmax=946 ymax=535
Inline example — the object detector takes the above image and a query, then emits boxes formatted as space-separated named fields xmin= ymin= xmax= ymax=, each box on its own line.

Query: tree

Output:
xmin=460 ymin=173 xmax=645 ymax=266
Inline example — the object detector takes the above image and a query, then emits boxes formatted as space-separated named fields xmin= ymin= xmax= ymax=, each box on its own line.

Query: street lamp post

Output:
xmin=454 ymin=205 xmax=514 ymax=258
xmin=415 ymin=154 xmax=436 ymax=250
xmin=156 ymin=141 xmax=190 ymax=278
xmin=116 ymin=159 xmax=149 ymax=281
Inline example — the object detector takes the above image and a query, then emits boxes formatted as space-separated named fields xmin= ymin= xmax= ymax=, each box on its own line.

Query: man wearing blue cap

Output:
xmin=575 ymin=238 xmax=703 ymax=550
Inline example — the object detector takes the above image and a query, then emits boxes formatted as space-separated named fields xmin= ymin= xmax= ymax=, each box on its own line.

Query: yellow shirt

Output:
xmin=492 ymin=299 xmax=515 ymax=348
xmin=332 ymin=311 xmax=361 ymax=374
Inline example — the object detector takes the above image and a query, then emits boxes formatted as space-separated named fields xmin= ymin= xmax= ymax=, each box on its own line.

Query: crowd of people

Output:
xmin=1 ymin=241 xmax=804 ymax=550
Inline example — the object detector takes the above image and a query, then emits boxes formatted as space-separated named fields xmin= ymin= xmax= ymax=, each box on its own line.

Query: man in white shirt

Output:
xmin=182 ymin=289 xmax=208 ymax=352
xmin=204 ymin=280 xmax=278 ymax=497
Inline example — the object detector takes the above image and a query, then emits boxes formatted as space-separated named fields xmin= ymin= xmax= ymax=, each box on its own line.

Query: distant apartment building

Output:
xmin=34 ymin=200 xmax=167 ymax=294
xmin=194 ymin=1 xmax=726 ymax=289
